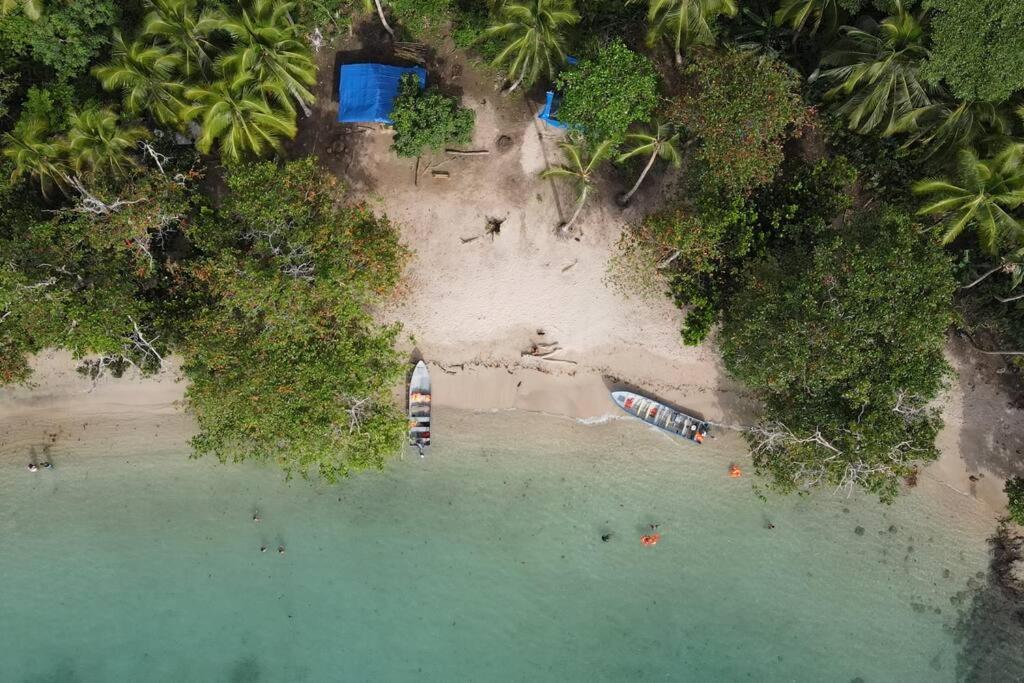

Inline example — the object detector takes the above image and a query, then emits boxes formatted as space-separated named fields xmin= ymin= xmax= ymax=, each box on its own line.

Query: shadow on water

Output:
xmin=22 ymin=659 xmax=82 ymax=683
xmin=953 ymin=525 xmax=1024 ymax=681
xmin=229 ymin=656 xmax=262 ymax=683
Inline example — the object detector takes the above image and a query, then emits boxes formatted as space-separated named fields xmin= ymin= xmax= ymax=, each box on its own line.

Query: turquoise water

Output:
xmin=0 ymin=408 xmax=1014 ymax=681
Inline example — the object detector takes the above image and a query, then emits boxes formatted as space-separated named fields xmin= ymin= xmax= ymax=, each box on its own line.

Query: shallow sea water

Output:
xmin=0 ymin=408 xmax=1012 ymax=682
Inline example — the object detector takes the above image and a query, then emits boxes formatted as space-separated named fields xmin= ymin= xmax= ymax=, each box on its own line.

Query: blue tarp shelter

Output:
xmin=537 ymin=57 xmax=578 ymax=129
xmin=538 ymin=91 xmax=567 ymax=129
xmin=337 ymin=63 xmax=427 ymax=125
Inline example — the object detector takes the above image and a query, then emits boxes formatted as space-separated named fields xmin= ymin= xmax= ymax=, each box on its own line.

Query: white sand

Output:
xmin=1 ymin=50 xmax=1019 ymax=524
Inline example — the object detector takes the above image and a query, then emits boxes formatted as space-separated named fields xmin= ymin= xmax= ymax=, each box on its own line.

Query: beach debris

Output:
xmin=561 ymin=259 xmax=578 ymax=273
xmin=496 ymin=135 xmax=514 ymax=152
xmin=431 ymin=170 xmax=450 ymax=179
xmin=445 ymin=148 xmax=490 ymax=156
xmin=435 ymin=362 xmax=464 ymax=375
xmin=485 ymin=216 xmax=505 ymax=238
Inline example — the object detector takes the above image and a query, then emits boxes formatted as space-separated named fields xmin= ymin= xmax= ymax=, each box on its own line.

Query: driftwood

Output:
xmin=561 ymin=259 xmax=578 ymax=273
xmin=445 ymin=148 xmax=490 ymax=156
xmin=460 ymin=235 xmax=480 ymax=244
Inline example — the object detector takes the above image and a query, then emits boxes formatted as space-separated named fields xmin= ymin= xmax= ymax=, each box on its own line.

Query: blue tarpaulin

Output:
xmin=538 ymin=91 xmax=567 ymax=129
xmin=337 ymin=63 xmax=427 ymax=124
xmin=537 ymin=57 xmax=578 ymax=129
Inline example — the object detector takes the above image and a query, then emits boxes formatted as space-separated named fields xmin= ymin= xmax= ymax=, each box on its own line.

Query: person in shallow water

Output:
xmin=27 ymin=463 xmax=38 ymax=472
xmin=278 ymin=545 xmax=285 ymax=555
xmin=601 ymin=533 xmax=612 ymax=542
xmin=260 ymin=545 xmax=267 ymax=553
xmin=252 ymin=510 xmax=261 ymax=523
xmin=41 ymin=462 xmax=52 ymax=470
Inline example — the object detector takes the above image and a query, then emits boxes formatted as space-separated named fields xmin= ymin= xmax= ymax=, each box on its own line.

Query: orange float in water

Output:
xmin=640 ymin=533 xmax=661 ymax=546
xmin=729 ymin=464 xmax=742 ymax=478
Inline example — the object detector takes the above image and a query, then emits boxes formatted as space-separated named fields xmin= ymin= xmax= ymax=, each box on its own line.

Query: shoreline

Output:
xmin=0 ymin=345 xmax=1013 ymax=524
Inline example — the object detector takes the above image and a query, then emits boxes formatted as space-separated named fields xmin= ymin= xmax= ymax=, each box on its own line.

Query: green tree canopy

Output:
xmin=669 ymin=49 xmax=810 ymax=193
xmin=813 ymin=3 xmax=932 ymax=136
xmin=390 ymin=73 xmax=475 ymax=158
xmin=921 ymin=0 xmax=1024 ymax=103
xmin=555 ymin=40 xmax=659 ymax=146
xmin=720 ymin=209 xmax=956 ymax=501
xmin=182 ymin=159 xmax=410 ymax=481
xmin=483 ymin=0 xmax=580 ymax=92
xmin=914 ymin=143 xmax=1024 ymax=255
xmin=643 ymin=0 xmax=738 ymax=64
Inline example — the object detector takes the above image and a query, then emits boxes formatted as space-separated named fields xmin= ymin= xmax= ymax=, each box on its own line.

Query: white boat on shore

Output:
xmin=408 ymin=361 xmax=431 ymax=455
xmin=611 ymin=390 xmax=710 ymax=444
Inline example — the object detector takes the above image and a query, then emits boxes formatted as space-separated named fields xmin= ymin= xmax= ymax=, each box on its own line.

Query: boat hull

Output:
xmin=611 ymin=391 xmax=709 ymax=444
xmin=408 ymin=361 xmax=431 ymax=454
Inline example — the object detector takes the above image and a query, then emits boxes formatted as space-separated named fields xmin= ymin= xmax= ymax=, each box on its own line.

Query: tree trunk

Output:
xmin=620 ymin=145 xmax=660 ymax=207
xmin=503 ymin=75 xmax=524 ymax=95
xmin=287 ymin=82 xmax=312 ymax=118
xmin=373 ymin=0 xmax=395 ymax=38
xmin=962 ymin=264 xmax=1004 ymax=289
xmin=561 ymin=193 xmax=588 ymax=234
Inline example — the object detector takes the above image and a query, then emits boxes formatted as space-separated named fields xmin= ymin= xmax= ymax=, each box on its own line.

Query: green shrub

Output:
xmin=1006 ymin=476 xmax=1024 ymax=525
xmin=390 ymin=73 xmax=475 ymax=158
xmin=720 ymin=209 xmax=956 ymax=501
xmin=670 ymin=49 xmax=811 ymax=194
xmin=556 ymin=39 xmax=658 ymax=146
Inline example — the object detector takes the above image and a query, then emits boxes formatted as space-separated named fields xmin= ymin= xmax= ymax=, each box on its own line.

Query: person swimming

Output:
xmin=278 ymin=545 xmax=286 ymax=556
xmin=601 ymin=533 xmax=612 ymax=542
xmin=260 ymin=545 xmax=267 ymax=553
xmin=252 ymin=510 xmax=261 ymax=523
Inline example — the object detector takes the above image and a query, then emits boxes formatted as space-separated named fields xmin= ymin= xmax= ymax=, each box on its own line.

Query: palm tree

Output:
xmin=66 ymin=108 xmax=148 ymax=180
xmin=895 ymin=99 xmax=1012 ymax=158
xmin=540 ymin=140 xmax=614 ymax=235
xmin=774 ymin=0 xmax=840 ymax=37
xmin=141 ymin=0 xmax=219 ymax=79
xmin=217 ymin=0 xmax=316 ymax=117
xmin=93 ymin=31 xmax=187 ymax=128
xmin=643 ymin=0 xmax=739 ymax=65
xmin=810 ymin=2 xmax=932 ymax=136
xmin=2 ymin=118 xmax=68 ymax=197
xmin=914 ymin=144 xmax=1024 ymax=255
xmin=616 ymin=123 xmax=682 ymax=206
xmin=483 ymin=0 xmax=580 ymax=94
xmin=0 ymin=0 xmax=42 ymax=20
xmin=182 ymin=79 xmax=297 ymax=164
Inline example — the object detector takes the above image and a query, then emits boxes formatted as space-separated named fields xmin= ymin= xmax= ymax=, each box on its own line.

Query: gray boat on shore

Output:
xmin=408 ymin=361 xmax=431 ymax=455
xmin=611 ymin=390 xmax=710 ymax=444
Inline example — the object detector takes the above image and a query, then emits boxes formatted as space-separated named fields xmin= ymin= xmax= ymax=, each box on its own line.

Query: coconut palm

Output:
xmin=93 ymin=31 xmax=187 ymax=128
xmin=914 ymin=144 xmax=1024 ymax=254
xmin=616 ymin=123 xmax=682 ymax=206
xmin=774 ymin=0 xmax=840 ymax=37
xmin=217 ymin=0 xmax=316 ymax=117
xmin=483 ymin=0 xmax=580 ymax=93
xmin=540 ymin=139 xmax=614 ymax=235
xmin=182 ymin=79 xmax=297 ymax=164
xmin=643 ymin=0 xmax=739 ymax=64
xmin=810 ymin=2 xmax=932 ymax=136
xmin=141 ymin=0 xmax=220 ymax=79
xmin=895 ymin=99 xmax=1012 ymax=158
xmin=2 ymin=118 xmax=68 ymax=197
xmin=66 ymin=108 xmax=148 ymax=181
xmin=0 ymin=0 xmax=42 ymax=20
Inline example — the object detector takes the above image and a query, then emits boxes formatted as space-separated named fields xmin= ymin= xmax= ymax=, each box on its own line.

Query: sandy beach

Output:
xmin=2 ymin=43 xmax=1021 ymax=525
